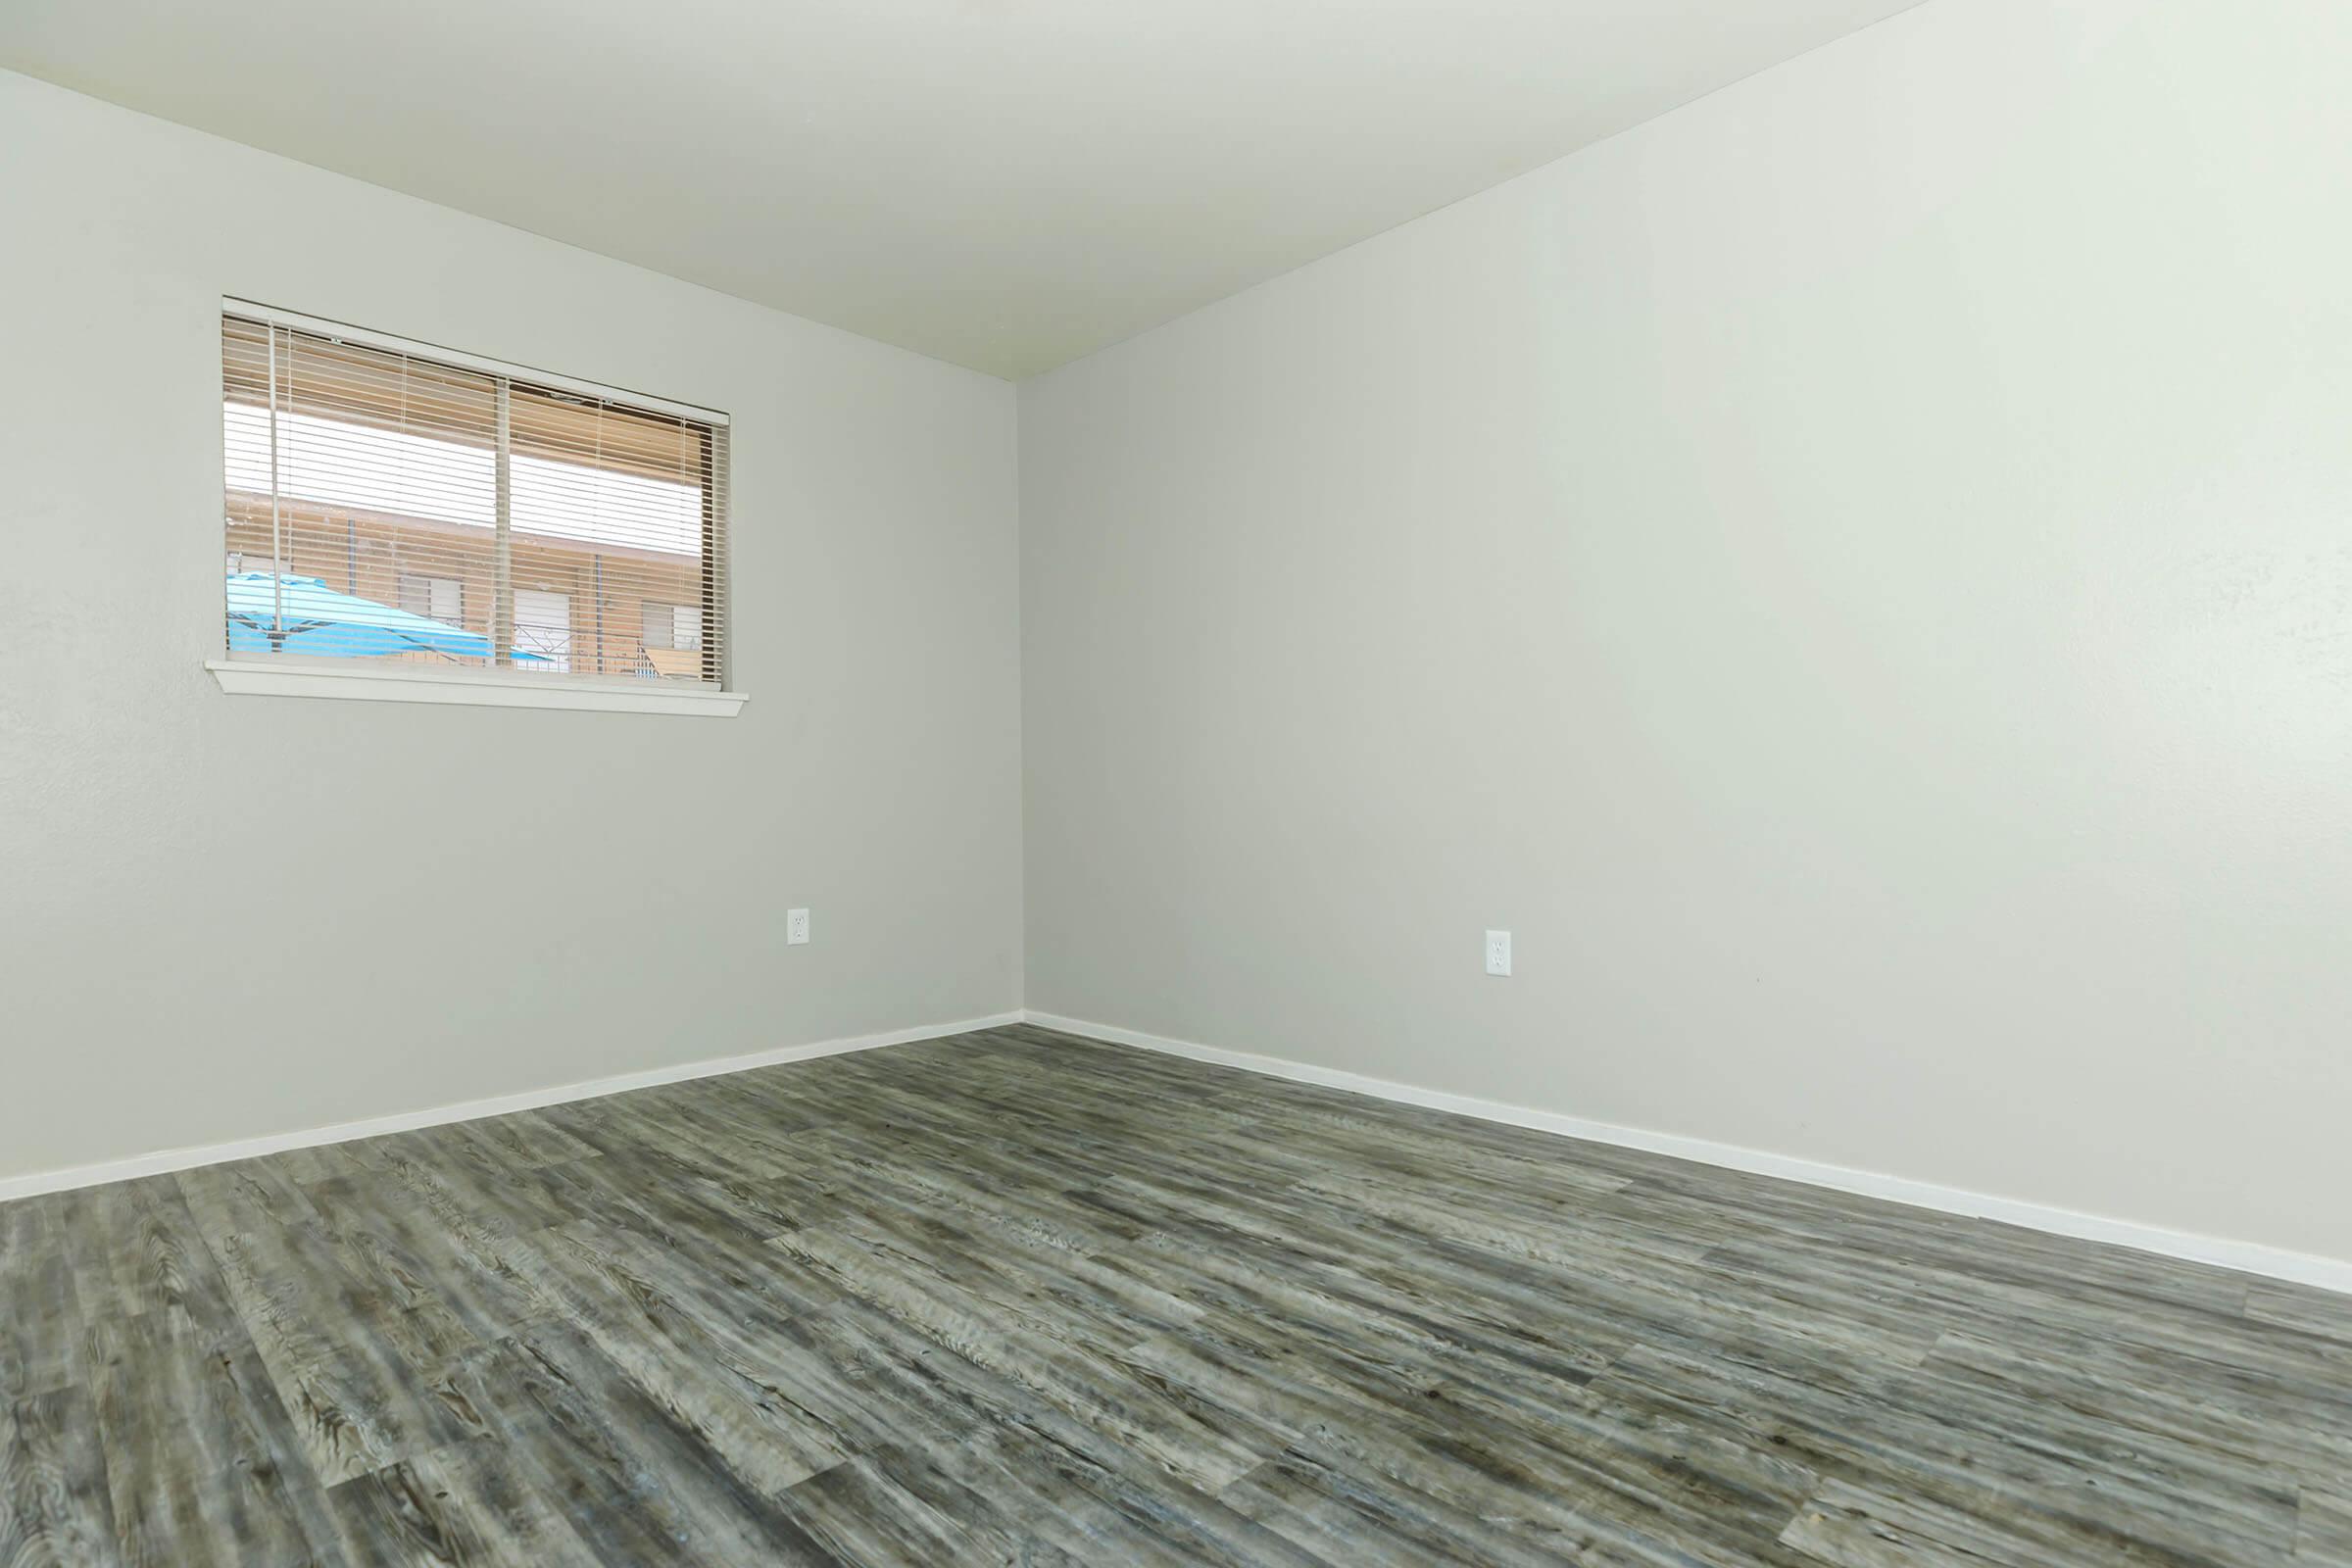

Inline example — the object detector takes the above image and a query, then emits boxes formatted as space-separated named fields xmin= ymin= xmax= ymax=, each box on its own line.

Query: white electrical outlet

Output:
xmin=787 ymin=907 xmax=810 ymax=946
xmin=1485 ymin=929 xmax=1512 ymax=977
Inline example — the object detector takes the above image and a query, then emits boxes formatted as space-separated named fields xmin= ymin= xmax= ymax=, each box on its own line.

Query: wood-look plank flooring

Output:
xmin=3 ymin=1021 xmax=2347 ymax=1565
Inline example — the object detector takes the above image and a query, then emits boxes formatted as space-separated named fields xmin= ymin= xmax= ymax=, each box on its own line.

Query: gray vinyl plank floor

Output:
xmin=2 ymin=1022 xmax=2346 ymax=1566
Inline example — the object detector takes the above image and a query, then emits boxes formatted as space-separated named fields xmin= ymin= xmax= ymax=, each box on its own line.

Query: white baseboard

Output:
xmin=1020 ymin=1009 xmax=2352 ymax=1298
xmin=0 ymin=1010 xmax=1025 ymax=1203
xmin=20 ymin=1002 xmax=2343 ymax=1299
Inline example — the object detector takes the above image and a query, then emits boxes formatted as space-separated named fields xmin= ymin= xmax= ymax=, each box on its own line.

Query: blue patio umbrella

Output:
xmin=224 ymin=572 xmax=549 ymax=662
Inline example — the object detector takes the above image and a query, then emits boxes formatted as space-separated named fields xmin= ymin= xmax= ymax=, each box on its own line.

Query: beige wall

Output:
xmin=0 ymin=70 xmax=1023 ymax=1182
xmin=1020 ymin=0 xmax=2352 ymax=1262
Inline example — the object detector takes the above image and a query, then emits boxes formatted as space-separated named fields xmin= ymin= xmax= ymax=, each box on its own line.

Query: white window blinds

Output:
xmin=221 ymin=306 xmax=729 ymax=688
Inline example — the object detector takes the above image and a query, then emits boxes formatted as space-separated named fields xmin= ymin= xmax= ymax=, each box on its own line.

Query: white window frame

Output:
xmin=207 ymin=298 xmax=747 ymax=718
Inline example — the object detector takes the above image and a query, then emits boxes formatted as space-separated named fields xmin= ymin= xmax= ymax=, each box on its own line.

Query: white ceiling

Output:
xmin=0 ymin=1 xmax=1921 ymax=378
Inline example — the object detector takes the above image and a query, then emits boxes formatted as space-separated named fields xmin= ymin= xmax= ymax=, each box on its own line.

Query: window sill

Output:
xmin=205 ymin=660 xmax=749 ymax=717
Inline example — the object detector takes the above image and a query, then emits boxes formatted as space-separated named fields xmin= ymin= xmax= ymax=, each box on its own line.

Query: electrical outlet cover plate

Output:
xmin=787 ymin=907 xmax=810 ymax=946
xmin=1485 ymin=929 xmax=1511 ymax=976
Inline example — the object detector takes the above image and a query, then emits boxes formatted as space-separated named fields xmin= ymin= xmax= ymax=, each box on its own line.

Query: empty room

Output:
xmin=1 ymin=1 xmax=2346 ymax=1563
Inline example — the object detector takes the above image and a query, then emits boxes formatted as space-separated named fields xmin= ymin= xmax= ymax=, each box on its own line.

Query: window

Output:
xmin=213 ymin=302 xmax=743 ymax=716
xmin=397 ymin=573 xmax=462 ymax=624
xmin=641 ymin=600 xmax=703 ymax=653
